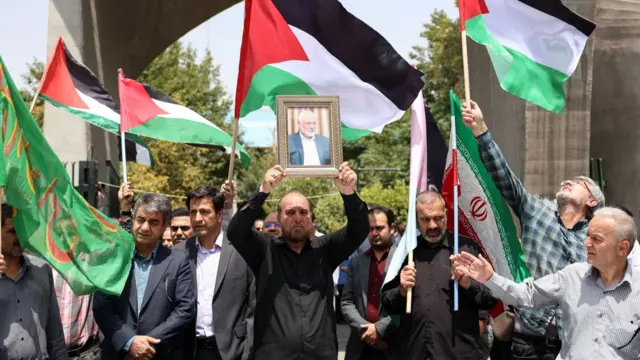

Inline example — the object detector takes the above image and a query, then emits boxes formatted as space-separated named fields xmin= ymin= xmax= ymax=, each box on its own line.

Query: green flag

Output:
xmin=0 ymin=56 xmax=134 ymax=295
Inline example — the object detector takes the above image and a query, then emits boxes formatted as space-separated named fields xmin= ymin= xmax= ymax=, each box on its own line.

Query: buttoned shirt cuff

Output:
xmin=123 ymin=336 xmax=135 ymax=352
xmin=484 ymin=272 xmax=509 ymax=298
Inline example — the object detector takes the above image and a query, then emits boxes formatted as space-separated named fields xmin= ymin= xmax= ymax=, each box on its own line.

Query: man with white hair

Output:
xmin=451 ymin=207 xmax=640 ymax=359
xmin=462 ymin=100 xmax=606 ymax=359
xmin=288 ymin=109 xmax=331 ymax=166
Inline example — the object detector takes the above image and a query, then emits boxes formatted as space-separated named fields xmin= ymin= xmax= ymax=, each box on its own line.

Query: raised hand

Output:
xmin=221 ymin=180 xmax=237 ymax=209
xmin=451 ymin=262 xmax=471 ymax=289
xmin=450 ymin=251 xmax=494 ymax=284
xmin=260 ymin=165 xmax=286 ymax=194
xmin=334 ymin=162 xmax=357 ymax=195
xmin=461 ymin=100 xmax=488 ymax=137
xmin=118 ymin=183 xmax=134 ymax=211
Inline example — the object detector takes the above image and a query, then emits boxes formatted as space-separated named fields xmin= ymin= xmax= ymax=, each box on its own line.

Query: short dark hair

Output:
xmin=368 ymin=205 xmax=395 ymax=228
xmin=172 ymin=207 xmax=190 ymax=218
xmin=2 ymin=203 xmax=13 ymax=227
xmin=186 ymin=186 xmax=225 ymax=213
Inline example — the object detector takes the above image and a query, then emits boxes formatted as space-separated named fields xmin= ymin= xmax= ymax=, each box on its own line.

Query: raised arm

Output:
xmin=227 ymin=166 xmax=284 ymax=272
xmin=323 ymin=163 xmax=370 ymax=269
xmin=462 ymin=101 xmax=533 ymax=215
xmin=221 ymin=180 xmax=238 ymax=233
xmin=452 ymin=251 xmax=564 ymax=310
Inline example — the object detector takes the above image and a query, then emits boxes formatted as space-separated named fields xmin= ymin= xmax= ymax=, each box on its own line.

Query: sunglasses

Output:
xmin=170 ymin=225 xmax=192 ymax=232
xmin=265 ymin=222 xmax=281 ymax=229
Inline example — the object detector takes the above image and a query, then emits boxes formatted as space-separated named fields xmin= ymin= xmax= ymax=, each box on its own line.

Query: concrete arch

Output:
xmin=43 ymin=0 xmax=241 ymax=166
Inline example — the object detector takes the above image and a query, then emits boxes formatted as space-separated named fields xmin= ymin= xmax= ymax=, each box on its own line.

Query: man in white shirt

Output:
xmin=288 ymin=109 xmax=331 ymax=166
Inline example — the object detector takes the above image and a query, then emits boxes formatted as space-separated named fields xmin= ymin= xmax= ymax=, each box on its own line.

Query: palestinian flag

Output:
xmin=117 ymin=135 xmax=153 ymax=166
xmin=38 ymin=37 xmax=153 ymax=166
xmin=442 ymin=91 xmax=530 ymax=317
xmin=235 ymin=0 xmax=424 ymax=139
xmin=459 ymin=0 xmax=596 ymax=113
xmin=118 ymin=71 xmax=251 ymax=168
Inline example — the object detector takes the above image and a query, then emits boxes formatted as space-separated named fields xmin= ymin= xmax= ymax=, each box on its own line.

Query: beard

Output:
xmin=370 ymin=237 xmax=392 ymax=251
xmin=283 ymin=226 xmax=309 ymax=243
xmin=300 ymin=129 xmax=316 ymax=138
xmin=422 ymin=227 xmax=446 ymax=244
xmin=556 ymin=191 xmax=585 ymax=211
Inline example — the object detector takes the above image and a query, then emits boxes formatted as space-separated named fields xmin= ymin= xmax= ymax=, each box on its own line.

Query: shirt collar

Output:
xmin=588 ymin=260 xmax=634 ymax=290
xmin=195 ymin=231 xmax=224 ymax=254
xmin=134 ymin=243 xmax=160 ymax=261
xmin=554 ymin=211 xmax=589 ymax=231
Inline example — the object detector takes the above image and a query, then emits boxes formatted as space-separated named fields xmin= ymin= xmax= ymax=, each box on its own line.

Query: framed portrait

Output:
xmin=276 ymin=95 xmax=343 ymax=177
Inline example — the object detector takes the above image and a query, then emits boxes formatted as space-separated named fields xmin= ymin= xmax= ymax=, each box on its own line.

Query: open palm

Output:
xmin=451 ymin=252 xmax=494 ymax=284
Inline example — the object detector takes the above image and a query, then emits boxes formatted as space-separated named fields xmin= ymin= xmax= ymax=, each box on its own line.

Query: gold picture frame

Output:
xmin=276 ymin=95 xmax=343 ymax=177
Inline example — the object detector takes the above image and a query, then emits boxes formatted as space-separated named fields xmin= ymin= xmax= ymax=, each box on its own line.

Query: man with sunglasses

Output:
xmin=262 ymin=212 xmax=282 ymax=238
xmin=462 ymin=101 xmax=605 ymax=360
xmin=170 ymin=208 xmax=194 ymax=245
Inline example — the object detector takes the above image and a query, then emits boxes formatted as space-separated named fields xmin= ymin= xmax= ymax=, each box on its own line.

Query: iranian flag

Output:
xmin=235 ymin=0 xmax=424 ymax=139
xmin=442 ymin=91 xmax=530 ymax=316
xmin=38 ymin=37 xmax=153 ymax=166
xmin=118 ymin=71 xmax=251 ymax=168
xmin=459 ymin=0 xmax=596 ymax=113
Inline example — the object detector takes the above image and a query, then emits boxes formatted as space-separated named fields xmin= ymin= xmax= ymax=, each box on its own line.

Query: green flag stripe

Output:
xmin=465 ymin=16 xmax=569 ymax=113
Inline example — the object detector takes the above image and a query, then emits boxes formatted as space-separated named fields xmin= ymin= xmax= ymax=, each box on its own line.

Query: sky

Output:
xmin=1 ymin=0 xmax=457 ymax=147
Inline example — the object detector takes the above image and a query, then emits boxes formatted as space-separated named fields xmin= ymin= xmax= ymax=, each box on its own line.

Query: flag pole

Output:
xmin=406 ymin=251 xmax=414 ymax=313
xmin=452 ymin=110 xmax=460 ymax=312
xmin=28 ymin=92 xmax=39 ymax=114
xmin=120 ymin=131 xmax=128 ymax=184
xmin=461 ymin=30 xmax=471 ymax=103
xmin=227 ymin=119 xmax=239 ymax=182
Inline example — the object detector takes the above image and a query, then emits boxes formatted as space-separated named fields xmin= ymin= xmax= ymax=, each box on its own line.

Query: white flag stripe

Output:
xmin=384 ymin=91 xmax=427 ymax=285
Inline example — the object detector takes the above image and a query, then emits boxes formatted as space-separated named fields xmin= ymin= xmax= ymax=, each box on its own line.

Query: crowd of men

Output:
xmin=0 ymin=100 xmax=639 ymax=360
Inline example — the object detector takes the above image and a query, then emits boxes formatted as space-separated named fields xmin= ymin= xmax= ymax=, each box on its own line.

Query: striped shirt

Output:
xmin=486 ymin=261 xmax=640 ymax=359
xmin=477 ymin=130 xmax=589 ymax=335
xmin=52 ymin=269 xmax=99 ymax=348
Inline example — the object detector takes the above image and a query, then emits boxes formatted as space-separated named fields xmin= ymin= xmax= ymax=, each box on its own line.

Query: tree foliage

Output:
xmin=410 ymin=9 xmax=462 ymax=138
xmin=314 ymin=181 xmax=409 ymax=233
xmin=128 ymin=42 xmax=234 ymax=206
xmin=19 ymin=58 xmax=44 ymax=128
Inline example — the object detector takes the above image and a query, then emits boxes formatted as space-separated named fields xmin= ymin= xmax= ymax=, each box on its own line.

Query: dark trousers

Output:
xmin=68 ymin=336 xmax=101 ymax=360
xmin=511 ymin=332 xmax=561 ymax=360
xmin=195 ymin=337 xmax=223 ymax=360
xmin=360 ymin=344 xmax=387 ymax=360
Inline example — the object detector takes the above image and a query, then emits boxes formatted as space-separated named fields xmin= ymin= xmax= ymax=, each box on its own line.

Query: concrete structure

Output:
xmin=468 ymin=0 xmax=639 ymax=215
xmin=43 ymin=0 xmax=240 ymax=167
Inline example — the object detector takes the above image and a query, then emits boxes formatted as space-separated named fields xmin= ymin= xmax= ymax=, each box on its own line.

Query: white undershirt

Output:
xmin=300 ymin=134 xmax=321 ymax=165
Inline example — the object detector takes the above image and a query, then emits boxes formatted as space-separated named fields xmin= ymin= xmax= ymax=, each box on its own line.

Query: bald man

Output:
xmin=227 ymin=163 xmax=370 ymax=359
xmin=288 ymin=109 xmax=331 ymax=166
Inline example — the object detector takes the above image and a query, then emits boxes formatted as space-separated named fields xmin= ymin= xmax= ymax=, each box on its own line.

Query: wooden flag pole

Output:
xmin=120 ymin=131 xmax=129 ymax=184
xmin=406 ymin=251 xmax=414 ymax=313
xmin=227 ymin=119 xmax=240 ymax=182
xmin=28 ymin=92 xmax=39 ymax=114
xmin=461 ymin=30 xmax=471 ymax=103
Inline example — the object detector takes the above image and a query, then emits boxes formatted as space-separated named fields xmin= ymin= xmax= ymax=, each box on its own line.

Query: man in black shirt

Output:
xmin=381 ymin=190 xmax=497 ymax=360
xmin=227 ymin=162 xmax=370 ymax=360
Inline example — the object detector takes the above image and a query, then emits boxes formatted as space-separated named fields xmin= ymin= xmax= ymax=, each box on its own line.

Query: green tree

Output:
xmin=19 ymin=58 xmax=44 ymax=128
xmin=129 ymin=42 xmax=234 ymax=205
xmin=314 ymin=181 xmax=409 ymax=233
xmin=410 ymin=9 xmax=462 ymax=138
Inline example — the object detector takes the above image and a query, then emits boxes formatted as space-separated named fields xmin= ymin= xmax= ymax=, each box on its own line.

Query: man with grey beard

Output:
xmin=381 ymin=191 xmax=497 ymax=360
xmin=462 ymin=100 xmax=606 ymax=360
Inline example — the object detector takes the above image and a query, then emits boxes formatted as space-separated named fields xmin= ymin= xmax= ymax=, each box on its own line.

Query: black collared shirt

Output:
xmin=227 ymin=191 xmax=370 ymax=359
xmin=381 ymin=232 xmax=498 ymax=360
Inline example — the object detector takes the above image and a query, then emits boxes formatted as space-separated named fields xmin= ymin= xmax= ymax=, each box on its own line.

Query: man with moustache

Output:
xmin=462 ymin=101 xmax=605 ymax=359
xmin=381 ymin=191 xmax=497 ymax=360
xmin=227 ymin=163 xmax=370 ymax=359
xmin=173 ymin=182 xmax=254 ymax=360
xmin=170 ymin=208 xmax=194 ymax=245
xmin=94 ymin=194 xmax=195 ymax=360
xmin=288 ymin=109 xmax=331 ymax=166
xmin=261 ymin=212 xmax=282 ymax=238
xmin=341 ymin=205 xmax=398 ymax=360
xmin=0 ymin=203 xmax=68 ymax=360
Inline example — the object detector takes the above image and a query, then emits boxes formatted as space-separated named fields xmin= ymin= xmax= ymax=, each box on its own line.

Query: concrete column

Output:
xmin=590 ymin=0 xmax=640 ymax=214
xmin=467 ymin=0 xmax=597 ymax=199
